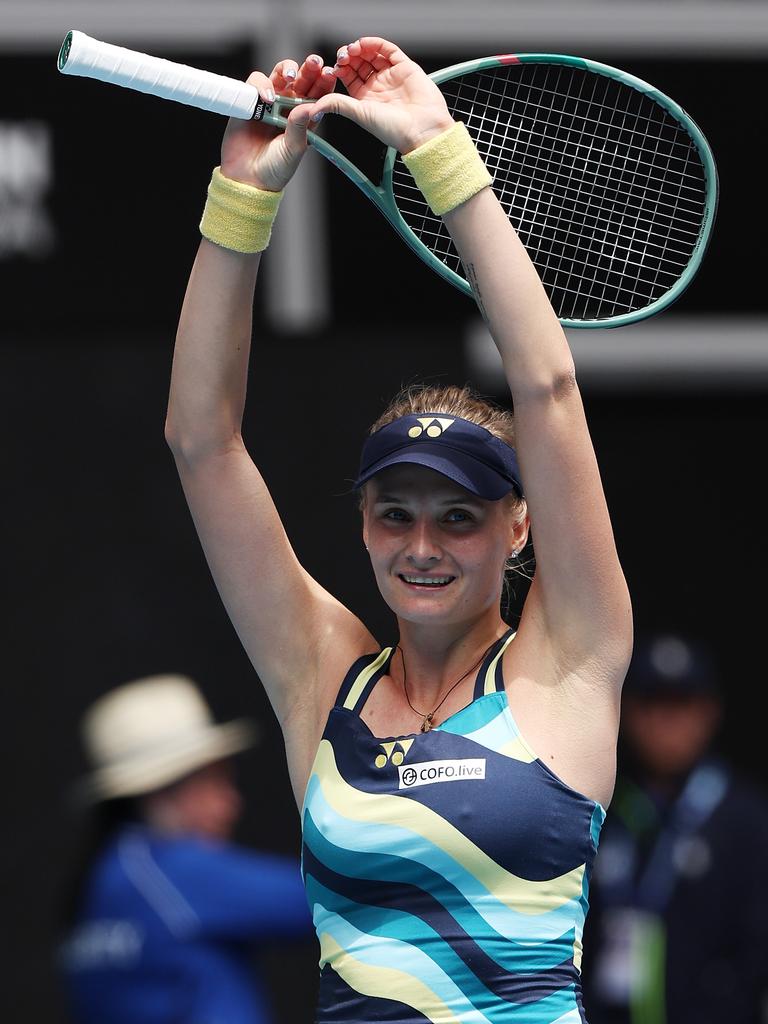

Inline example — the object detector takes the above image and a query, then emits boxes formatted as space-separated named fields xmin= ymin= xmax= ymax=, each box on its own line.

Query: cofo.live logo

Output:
xmin=398 ymin=758 xmax=486 ymax=789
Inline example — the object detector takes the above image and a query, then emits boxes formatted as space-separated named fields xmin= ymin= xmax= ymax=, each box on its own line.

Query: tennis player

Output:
xmin=165 ymin=36 xmax=633 ymax=1024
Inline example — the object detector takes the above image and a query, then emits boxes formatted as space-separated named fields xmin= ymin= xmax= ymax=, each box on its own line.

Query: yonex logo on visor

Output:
xmin=354 ymin=412 xmax=524 ymax=501
xmin=408 ymin=417 xmax=455 ymax=439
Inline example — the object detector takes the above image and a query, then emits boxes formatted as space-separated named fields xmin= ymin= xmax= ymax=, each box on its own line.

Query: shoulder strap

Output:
xmin=334 ymin=647 xmax=395 ymax=713
xmin=473 ymin=628 xmax=517 ymax=699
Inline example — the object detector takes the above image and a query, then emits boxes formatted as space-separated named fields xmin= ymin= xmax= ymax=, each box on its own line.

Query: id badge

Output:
xmin=591 ymin=907 xmax=665 ymax=1006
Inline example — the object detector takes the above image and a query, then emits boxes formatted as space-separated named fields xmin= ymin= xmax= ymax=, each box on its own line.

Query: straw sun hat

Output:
xmin=75 ymin=674 xmax=258 ymax=803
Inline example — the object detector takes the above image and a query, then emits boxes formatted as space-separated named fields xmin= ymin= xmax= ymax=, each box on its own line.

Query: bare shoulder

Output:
xmin=276 ymin=597 xmax=382 ymax=804
xmin=498 ymin=586 xmax=629 ymax=807
xmin=509 ymin=577 xmax=632 ymax=695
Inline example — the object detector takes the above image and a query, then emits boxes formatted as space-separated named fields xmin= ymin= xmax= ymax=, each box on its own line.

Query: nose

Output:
xmin=406 ymin=517 xmax=443 ymax=567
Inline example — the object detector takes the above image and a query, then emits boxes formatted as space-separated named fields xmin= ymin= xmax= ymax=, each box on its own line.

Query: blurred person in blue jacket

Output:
xmin=581 ymin=634 xmax=768 ymax=1024
xmin=58 ymin=673 xmax=315 ymax=1024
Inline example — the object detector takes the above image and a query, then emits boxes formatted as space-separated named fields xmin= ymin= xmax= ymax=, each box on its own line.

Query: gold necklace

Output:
xmin=396 ymin=638 xmax=499 ymax=732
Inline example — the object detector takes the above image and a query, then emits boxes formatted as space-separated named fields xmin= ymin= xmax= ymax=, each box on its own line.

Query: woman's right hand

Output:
xmin=219 ymin=53 xmax=337 ymax=192
xmin=307 ymin=38 xmax=454 ymax=156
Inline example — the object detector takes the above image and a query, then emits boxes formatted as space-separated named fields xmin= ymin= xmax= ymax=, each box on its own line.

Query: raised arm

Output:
xmin=311 ymin=38 xmax=632 ymax=686
xmin=165 ymin=56 xmax=372 ymax=760
xmin=444 ymin=190 xmax=632 ymax=673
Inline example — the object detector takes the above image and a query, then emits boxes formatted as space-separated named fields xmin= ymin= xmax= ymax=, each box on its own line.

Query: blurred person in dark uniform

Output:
xmin=582 ymin=634 xmax=768 ymax=1024
xmin=57 ymin=674 xmax=314 ymax=1024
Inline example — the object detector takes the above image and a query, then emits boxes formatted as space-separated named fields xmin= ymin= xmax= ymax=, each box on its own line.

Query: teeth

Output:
xmin=402 ymin=575 xmax=453 ymax=585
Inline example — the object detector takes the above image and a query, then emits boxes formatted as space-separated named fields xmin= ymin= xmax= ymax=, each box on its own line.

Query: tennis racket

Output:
xmin=58 ymin=29 xmax=718 ymax=329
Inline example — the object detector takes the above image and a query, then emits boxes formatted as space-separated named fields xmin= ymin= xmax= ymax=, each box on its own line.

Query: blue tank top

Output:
xmin=302 ymin=629 xmax=606 ymax=1024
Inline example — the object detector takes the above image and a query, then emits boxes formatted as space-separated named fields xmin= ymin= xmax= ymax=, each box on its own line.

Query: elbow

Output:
xmin=164 ymin=414 xmax=242 ymax=466
xmin=512 ymin=363 xmax=578 ymax=404
xmin=164 ymin=413 xmax=185 ymax=457
xmin=552 ymin=366 xmax=577 ymax=400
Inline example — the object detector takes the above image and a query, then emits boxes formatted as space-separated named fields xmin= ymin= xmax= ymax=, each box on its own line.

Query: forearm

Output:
xmin=165 ymin=238 xmax=260 ymax=461
xmin=443 ymin=187 xmax=575 ymax=399
xmin=166 ymin=61 xmax=322 ymax=461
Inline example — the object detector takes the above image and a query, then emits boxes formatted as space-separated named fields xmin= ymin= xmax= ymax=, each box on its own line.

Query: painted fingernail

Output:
xmin=322 ymin=66 xmax=335 ymax=77
xmin=309 ymin=54 xmax=323 ymax=65
xmin=311 ymin=111 xmax=325 ymax=122
xmin=285 ymin=68 xmax=297 ymax=80
xmin=336 ymin=48 xmax=348 ymax=60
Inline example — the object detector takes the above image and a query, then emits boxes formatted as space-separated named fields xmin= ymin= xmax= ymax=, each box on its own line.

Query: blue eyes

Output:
xmin=381 ymin=508 xmax=473 ymax=524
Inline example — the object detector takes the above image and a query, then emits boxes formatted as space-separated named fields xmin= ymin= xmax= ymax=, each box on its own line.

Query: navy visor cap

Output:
xmin=623 ymin=634 xmax=720 ymax=698
xmin=354 ymin=414 xmax=524 ymax=500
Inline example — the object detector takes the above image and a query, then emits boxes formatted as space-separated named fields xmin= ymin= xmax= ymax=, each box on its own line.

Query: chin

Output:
xmin=386 ymin=591 xmax=476 ymax=628
xmin=198 ymin=824 xmax=232 ymax=842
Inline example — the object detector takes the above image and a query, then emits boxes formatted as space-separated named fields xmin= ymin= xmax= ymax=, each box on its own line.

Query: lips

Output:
xmin=398 ymin=574 xmax=455 ymax=587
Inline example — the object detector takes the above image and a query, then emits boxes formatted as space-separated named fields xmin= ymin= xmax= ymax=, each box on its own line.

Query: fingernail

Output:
xmin=336 ymin=48 xmax=348 ymax=60
xmin=311 ymin=111 xmax=325 ymax=123
xmin=285 ymin=68 xmax=297 ymax=80
xmin=322 ymin=66 xmax=335 ymax=77
xmin=265 ymin=89 xmax=275 ymax=102
xmin=309 ymin=54 xmax=323 ymax=65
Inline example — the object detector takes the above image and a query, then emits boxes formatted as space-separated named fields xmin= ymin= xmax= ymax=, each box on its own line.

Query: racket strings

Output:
xmin=391 ymin=62 xmax=708 ymax=322
xmin=479 ymin=64 xmax=697 ymax=318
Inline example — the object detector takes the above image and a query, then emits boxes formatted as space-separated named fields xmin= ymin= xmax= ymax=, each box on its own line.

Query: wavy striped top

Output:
xmin=302 ymin=629 xmax=605 ymax=1023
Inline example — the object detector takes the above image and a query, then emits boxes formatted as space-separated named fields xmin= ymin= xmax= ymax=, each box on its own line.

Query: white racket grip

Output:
xmin=57 ymin=30 xmax=260 ymax=120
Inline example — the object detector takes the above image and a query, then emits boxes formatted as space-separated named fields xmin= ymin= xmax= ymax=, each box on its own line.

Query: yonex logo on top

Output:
xmin=407 ymin=417 xmax=455 ymax=439
xmin=374 ymin=738 xmax=414 ymax=769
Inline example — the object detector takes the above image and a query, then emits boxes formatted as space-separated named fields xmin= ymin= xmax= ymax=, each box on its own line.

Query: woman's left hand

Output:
xmin=219 ymin=52 xmax=337 ymax=191
xmin=305 ymin=37 xmax=454 ymax=154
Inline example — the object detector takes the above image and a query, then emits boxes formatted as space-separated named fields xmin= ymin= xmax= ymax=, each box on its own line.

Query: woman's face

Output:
xmin=166 ymin=760 xmax=242 ymax=840
xmin=362 ymin=464 xmax=525 ymax=627
xmin=622 ymin=695 xmax=721 ymax=778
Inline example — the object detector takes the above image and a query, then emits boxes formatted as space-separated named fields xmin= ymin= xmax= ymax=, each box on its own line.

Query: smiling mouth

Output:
xmin=398 ymin=574 xmax=456 ymax=588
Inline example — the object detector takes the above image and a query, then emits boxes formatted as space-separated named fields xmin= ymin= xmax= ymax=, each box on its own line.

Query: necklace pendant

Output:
xmin=421 ymin=713 xmax=434 ymax=733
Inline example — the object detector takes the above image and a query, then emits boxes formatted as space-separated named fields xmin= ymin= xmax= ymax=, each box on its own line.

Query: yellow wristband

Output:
xmin=199 ymin=167 xmax=283 ymax=253
xmin=402 ymin=121 xmax=492 ymax=217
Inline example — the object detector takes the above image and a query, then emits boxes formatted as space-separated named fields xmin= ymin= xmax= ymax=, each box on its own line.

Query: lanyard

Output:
xmin=601 ymin=759 xmax=728 ymax=913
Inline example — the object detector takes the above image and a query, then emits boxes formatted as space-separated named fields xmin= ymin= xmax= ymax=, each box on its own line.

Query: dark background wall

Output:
xmin=1 ymin=32 xmax=766 ymax=1024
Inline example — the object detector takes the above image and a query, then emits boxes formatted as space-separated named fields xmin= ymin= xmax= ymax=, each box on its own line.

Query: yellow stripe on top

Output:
xmin=482 ymin=631 xmax=516 ymax=696
xmin=314 ymin=740 xmax=585 ymax=914
xmin=343 ymin=648 xmax=394 ymax=711
xmin=318 ymin=933 xmax=469 ymax=1024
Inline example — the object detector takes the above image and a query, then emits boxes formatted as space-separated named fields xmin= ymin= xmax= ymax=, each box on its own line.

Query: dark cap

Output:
xmin=354 ymin=413 xmax=524 ymax=500
xmin=623 ymin=634 xmax=720 ymax=698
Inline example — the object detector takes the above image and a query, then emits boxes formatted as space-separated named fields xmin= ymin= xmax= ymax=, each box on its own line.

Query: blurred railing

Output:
xmin=2 ymin=1 xmax=768 ymax=53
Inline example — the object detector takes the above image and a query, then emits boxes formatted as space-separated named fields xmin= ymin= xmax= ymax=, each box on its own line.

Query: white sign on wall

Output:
xmin=0 ymin=120 xmax=55 ymax=258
